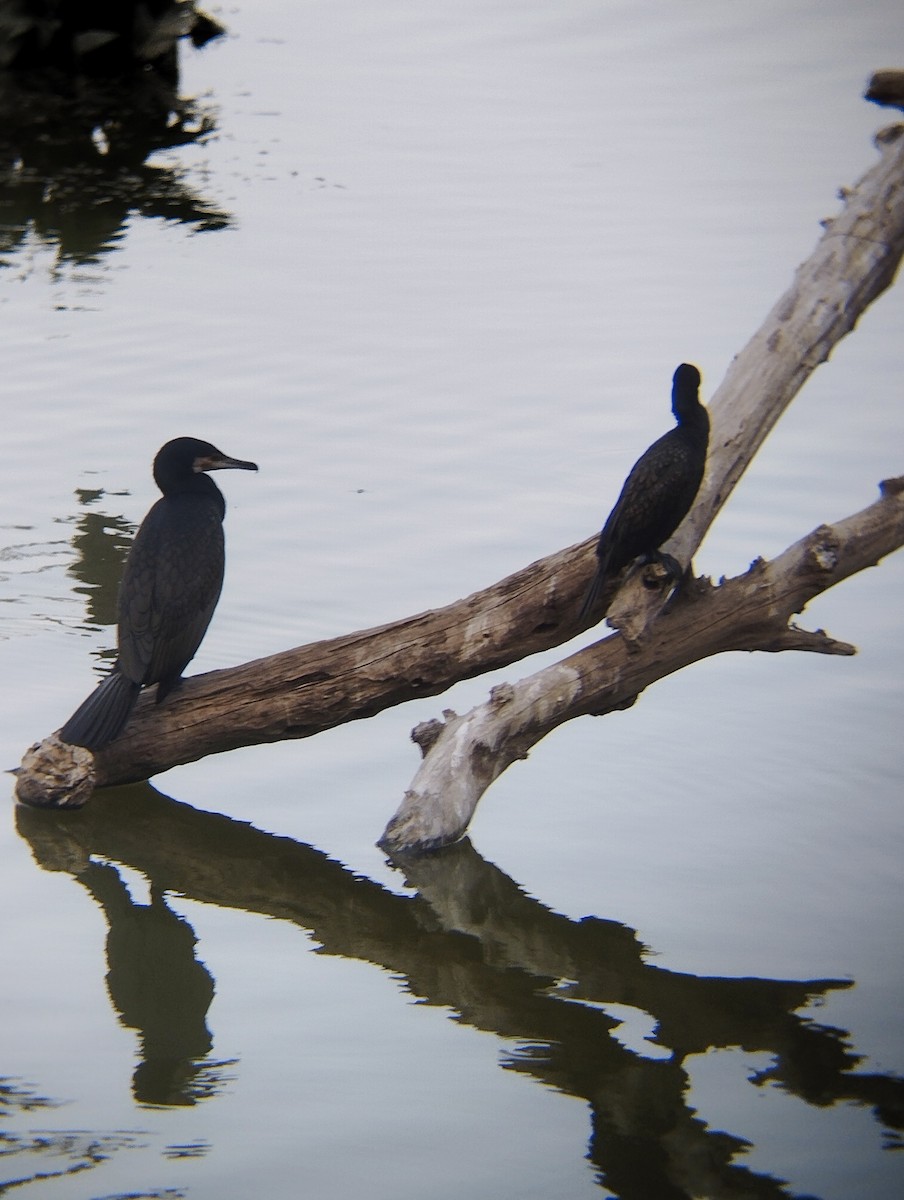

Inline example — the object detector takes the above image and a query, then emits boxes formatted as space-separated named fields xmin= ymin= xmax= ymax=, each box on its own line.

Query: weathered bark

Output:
xmin=380 ymin=480 xmax=904 ymax=852
xmin=15 ymin=119 xmax=904 ymax=810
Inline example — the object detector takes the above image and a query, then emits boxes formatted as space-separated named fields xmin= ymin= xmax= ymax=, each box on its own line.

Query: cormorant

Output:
xmin=60 ymin=437 xmax=258 ymax=750
xmin=579 ymin=363 xmax=709 ymax=623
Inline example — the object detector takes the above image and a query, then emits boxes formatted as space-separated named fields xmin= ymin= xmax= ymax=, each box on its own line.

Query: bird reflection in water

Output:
xmin=75 ymin=862 xmax=227 ymax=1107
xmin=67 ymin=487 xmax=136 ymax=645
xmin=16 ymin=786 xmax=904 ymax=1196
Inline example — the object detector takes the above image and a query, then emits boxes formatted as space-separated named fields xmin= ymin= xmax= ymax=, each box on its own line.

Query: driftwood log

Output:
xmin=15 ymin=116 xmax=904 ymax=824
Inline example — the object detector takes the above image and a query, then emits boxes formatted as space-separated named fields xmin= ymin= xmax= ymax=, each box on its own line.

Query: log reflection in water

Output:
xmin=16 ymin=787 xmax=904 ymax=1197
xmin=0 ymin=57 xmax=230 ymax=271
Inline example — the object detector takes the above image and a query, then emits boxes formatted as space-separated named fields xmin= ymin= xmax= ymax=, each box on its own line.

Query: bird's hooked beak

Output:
xmin=194 ymin=453 xmax=259 ymax=474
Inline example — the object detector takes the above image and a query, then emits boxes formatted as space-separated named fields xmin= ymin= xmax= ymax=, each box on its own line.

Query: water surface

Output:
xmin=2 ymin=3 xmax=903 ymax=1197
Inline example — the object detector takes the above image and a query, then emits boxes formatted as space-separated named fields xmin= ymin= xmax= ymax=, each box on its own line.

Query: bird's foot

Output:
xmin=640 ymin=551 xmax=686 ymax=592
xmin=656 ymin=551 xmax=685 ymax=583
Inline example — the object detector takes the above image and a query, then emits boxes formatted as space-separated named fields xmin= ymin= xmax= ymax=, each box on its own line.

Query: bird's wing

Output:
xmin=118 ymin=499 xmax=225 ymax=685
xmin=598 ymin=432 xmax=701 ymax=570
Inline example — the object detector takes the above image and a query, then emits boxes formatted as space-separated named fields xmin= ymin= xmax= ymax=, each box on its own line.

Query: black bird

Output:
xmin=579 ymin=363 xmax=709 ymax=623
xmin=60 ymin=437 xmax=258 ymax=750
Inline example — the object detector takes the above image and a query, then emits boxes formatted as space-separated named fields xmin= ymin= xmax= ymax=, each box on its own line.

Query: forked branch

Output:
xmin=379 ymin=481 xmax=904 ymax=852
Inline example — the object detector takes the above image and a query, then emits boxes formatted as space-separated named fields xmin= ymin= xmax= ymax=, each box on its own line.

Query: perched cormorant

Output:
xmin=60 ymin=437 xmax=258 ymax=750
xmin=579 ymin=363 xmax=709 ymax=622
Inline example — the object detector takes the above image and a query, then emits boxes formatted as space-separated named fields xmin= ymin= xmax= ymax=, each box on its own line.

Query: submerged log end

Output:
xmin=14 ymin=735 xmax=96 ymax=810
xmin=378 ymin=791 xmax=468 ymax=856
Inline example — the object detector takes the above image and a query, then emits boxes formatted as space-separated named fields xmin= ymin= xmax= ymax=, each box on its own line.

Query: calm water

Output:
xmin=2 ymin=2 xmax=904 ymax=1197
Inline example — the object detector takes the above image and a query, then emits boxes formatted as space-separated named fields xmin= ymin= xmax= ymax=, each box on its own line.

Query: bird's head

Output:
xmin=153 ymin=438 xmax=258 ymax=492
xmin=671 ymin=363 xmax=703 ymax=421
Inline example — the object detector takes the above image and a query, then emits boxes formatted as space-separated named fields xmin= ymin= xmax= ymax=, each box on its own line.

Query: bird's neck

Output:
xmin=674 ymin=400 xmax=707 ymax=432
xmin=160 ymin=472 xmax=226 ymax=516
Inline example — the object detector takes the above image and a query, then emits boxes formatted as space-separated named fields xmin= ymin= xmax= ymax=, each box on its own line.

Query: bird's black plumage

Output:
xmin=60 ymin=437 xmax=258 ymax=750
xmin=579 ymin=363 xmax=709 ymax=622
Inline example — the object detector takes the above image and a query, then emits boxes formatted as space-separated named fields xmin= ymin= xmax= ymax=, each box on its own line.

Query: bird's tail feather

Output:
xmin=578 ymin=567 xmax=606 ymax=624
xmin=59 ymin=671 xmax=141 ymax=750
